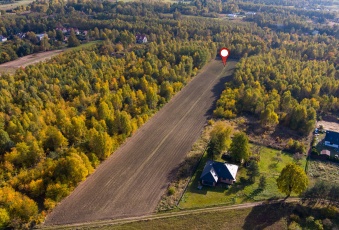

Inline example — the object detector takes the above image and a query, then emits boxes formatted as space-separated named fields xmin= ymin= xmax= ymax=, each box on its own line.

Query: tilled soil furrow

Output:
xmin=44 ymin=59 xmax=237 ymax=225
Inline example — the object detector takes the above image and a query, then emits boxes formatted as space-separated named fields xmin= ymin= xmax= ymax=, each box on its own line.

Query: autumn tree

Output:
xmin=88 ymin=129 xmax=115 ymax=160
xmin=68 ymin=29 xmax=80 ymax=47
xmin=0 ymin=187 xmax=38 ymax=228
xmin=0 ymin=208 xmax=10 ymax=229
xmin=40 ymin=35 xmax=50 ymax=51
xmin=229 ymin=132 xmax=251 ymax=162
xmin=276 ymin=163 xmax=309 ymax=199
xmin=207 ymin=121 xmax=232 ymax=157
xmin=260 ymin=104 xmax=279 ymax=128
xmin=0 ymin=129 xmax=13 ymax=155
xmin=43 ymin=127 xmax=68 ymax=151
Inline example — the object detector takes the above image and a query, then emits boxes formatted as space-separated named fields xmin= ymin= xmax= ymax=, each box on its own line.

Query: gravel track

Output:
xmin=44 ymin=59 xmax=237 ymax=226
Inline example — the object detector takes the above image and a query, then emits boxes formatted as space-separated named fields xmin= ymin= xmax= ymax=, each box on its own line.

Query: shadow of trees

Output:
xmin=242 ymin=202 xmax=295 ymax=230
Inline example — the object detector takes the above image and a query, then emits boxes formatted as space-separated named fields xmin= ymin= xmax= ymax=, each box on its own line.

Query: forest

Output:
xmin=0 ymin=0 xmax=339 ymax=228
xmin=1 ymin=0 xmax=338 ymax=63
xmin=215 ymin=27 xmax=339 ymax=135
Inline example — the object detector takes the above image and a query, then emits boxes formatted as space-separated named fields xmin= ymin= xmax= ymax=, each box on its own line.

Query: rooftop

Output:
xmin=200 ymin=160 xmax=238 ymax=183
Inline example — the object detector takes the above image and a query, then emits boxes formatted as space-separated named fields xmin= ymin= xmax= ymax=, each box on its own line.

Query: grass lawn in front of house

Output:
xmin=178 ymin=144 xmax=306 ymax=209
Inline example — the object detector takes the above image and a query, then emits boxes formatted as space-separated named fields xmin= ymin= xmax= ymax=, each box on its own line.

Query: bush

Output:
xmin=286 ymin=139 xmax=306 ymax=154
xmin=288 ymin=221 xmax=302 ymax=230
xmin=259 ymin=176 xmax=267 ymax=190
xmin=289 ymin=214 xmax=300 ymax=223
xmin=0 ymin=208 xmax=10 ymax=229
xmin=306 ymin=216 xmax=324 ymax=230
xmin=322 ymin=218 xmax=332 ymax=230
xmin=321 ymin=205 xmax=338 ymax=219
xmin=311 ymin=147 xmax=319 ymax=156
xmin=314 ymin=220 xmax=324 ymax=230
xmin=168 ymin=186 xmax=175 ymax=196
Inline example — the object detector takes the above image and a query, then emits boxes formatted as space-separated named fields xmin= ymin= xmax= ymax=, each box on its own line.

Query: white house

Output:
xmin=36 ymin=33 xmax=48 ymax=41
xmin=324 ymin=131 xmax=339 ymax=149
xmin=0 ymin=35 xmax=7 ymax=42
xmin=136 ymin=34 xmax=147 ymax=44
xmin=227 ymin=14 xmax=237 ymax=18
xmin=200 ymin=160 xmax=238 ymax=186
xmin=312 ymin=30 xmax=319 ymax=36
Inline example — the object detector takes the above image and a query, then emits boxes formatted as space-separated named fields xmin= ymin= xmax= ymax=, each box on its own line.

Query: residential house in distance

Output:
xmin=36 ymin=33 xmax=48 ymax=41
xmin=136 ymin=34 xmax=147 ymax=43
xmin=74 ymin=28 xmax=80 ymax=35
xmin=320 ymin=149 xmax=331 ymax=159
xmin=16 ymin=33 xmax=25 ymax=39
xmin=227 ymin=14 xmax=237 ymax=18
xmin=312 ymin=30 xmax=319 ymax=36
xmin=0 ymin=35 xmax=8 ymax=42
xmin=324 ymin=130 xmax=339 ymax=149
xmin=200 ymin=160 xmax=238 ymax=186
xmin=56 ymin=27 xmax=68 ymax=34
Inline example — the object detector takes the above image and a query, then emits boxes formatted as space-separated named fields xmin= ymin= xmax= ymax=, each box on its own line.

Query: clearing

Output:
xmin=316 ymin=120 xmax=339 ymax=132
xmin=43 ymin=59 xmax=238 ymax=225
xmin=0 ymin=0 xmax=33 ymax=10
xmin=0 ymin=50 xmax=64 ymax=74
xmin=179 ymin=144 xmax=306 ymax=209
xmin=0 ymin=41 xmax=100 ymax=74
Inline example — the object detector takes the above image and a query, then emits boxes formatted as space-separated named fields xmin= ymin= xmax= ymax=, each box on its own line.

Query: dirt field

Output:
xmin=0 ymin=0 xmax=33 ymax=10
xmin=317 ymin=120 xmax=339 ymax=132
xmin=44 ymin=59 xmax=237 ymax=225
xmin=0 ymin=50 xmax=64 ymax=74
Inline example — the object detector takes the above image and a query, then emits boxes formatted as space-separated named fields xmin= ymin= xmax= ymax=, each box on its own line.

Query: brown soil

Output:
xmin=317 ymin=120 xmax=339 ymax=132
xmin=0 ymin=50 xmax=63 ymax=74
xmin=43 ymin=59 xmax=238 ymax=225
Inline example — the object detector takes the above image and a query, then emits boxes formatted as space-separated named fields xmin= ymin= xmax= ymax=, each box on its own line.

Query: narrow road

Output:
xmin=44 ymin=59 xmax=237 ymax=225
xmin=41 ymin=199 xmax=301 ymax=229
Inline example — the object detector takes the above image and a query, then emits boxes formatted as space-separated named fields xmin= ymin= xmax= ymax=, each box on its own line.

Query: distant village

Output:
xmin=0 ymin=27 xmax=148 ymax=45
xmin=0 ymin=27 xmax=88 ymax=44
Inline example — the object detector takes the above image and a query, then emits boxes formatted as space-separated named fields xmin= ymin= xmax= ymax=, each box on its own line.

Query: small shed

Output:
xmin=320 ymin=149 xmax=331 ymax=157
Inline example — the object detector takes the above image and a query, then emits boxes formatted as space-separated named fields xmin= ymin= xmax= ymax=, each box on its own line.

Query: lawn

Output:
xmin=179 ymin=145 xmax=306 ymax=209
xmin=67 ymin=40 xmax=102 ymax=52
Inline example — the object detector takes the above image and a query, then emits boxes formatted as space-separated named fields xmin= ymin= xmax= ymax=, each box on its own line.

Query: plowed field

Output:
xmin=44 ymin=59 xmax=237 ymax=225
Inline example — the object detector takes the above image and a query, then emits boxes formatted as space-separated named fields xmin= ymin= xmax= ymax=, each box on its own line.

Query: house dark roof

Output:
xmin=324 ymin=131 xmax=339 ymax=144
xmin=200 ymin=160 xmax=238 ymax=183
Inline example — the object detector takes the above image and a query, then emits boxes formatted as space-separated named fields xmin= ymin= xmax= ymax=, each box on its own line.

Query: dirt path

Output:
xmin=0 ymin=0 xmax=33 ymax=10
xmin=44 ymin=59 xmax=237 ymax=226
xmin=41 ymin=199 xmax=300 ymax=229
xmin=0 ymin=50 xmax=64 ymax=74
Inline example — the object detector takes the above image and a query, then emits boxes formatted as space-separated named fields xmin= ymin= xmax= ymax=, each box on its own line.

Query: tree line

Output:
xmin=215 ymin=31 xmax=339 ymax=135
xmin=0 ymin=38 xmax=216 ymax=228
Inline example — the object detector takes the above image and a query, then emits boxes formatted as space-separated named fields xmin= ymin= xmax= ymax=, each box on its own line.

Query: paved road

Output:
xmin=44 ymin=59 xmax=237 ymax=225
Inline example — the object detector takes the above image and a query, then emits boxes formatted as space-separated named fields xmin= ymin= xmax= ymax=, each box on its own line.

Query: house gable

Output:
xmin=200 ymin=160 xmax=218 ymax=184
xmin=200 ymin=160 xmax=238 ymax=186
